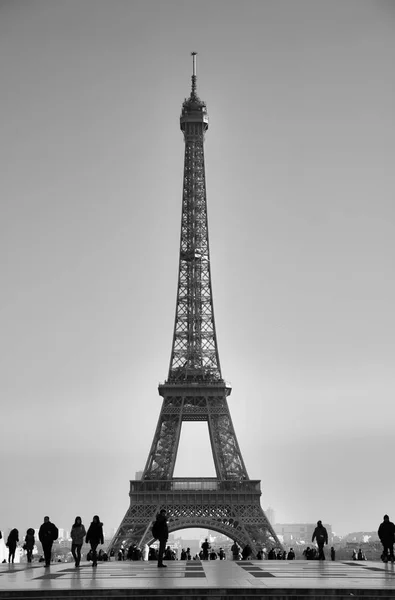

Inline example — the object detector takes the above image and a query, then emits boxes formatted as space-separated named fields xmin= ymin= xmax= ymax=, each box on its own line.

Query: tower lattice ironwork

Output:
xmin=109 ymin=53 xmax=281 ymax=556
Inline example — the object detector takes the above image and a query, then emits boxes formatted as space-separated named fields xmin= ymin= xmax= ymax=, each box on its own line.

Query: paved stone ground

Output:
xmin=1 ymin=560 xmax=395 ymax=597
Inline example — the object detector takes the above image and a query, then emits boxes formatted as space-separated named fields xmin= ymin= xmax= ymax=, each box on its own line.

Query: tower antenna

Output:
xmin=191 ymin=51 xmax=197 ymax=96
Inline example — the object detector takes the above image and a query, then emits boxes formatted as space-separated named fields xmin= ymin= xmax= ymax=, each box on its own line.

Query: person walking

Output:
xmin=24 ymin=528 xmax=35 ymax=563
xmin=70 ymin=516 xmax=86 ymax=567
xmin=39 ymin=517 xmax=58 ymax=567
xmin=312 ymin=520 xmax=328 ymax=560
xmin=378 ymin=514 xmax=395 ymax=563
xmin=86 ymin=515 xmax=104 ymax=568
xmin=153 ymin=509 xmax=168 ymax=568
xmin=6 ymin=529 xmax=19 ymax=563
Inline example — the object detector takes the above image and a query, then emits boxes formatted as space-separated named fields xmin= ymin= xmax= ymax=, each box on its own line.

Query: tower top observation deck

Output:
xmin=180 ymin=52 xmax=209 ymax=131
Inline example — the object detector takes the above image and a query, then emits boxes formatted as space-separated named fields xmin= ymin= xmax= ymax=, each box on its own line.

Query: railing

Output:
xmin=158 ymin=380 xmax=232 ymax=387
xmin=129 ymin=478 xmax=261 ymax=493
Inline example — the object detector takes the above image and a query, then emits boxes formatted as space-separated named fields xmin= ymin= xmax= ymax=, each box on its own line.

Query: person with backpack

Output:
xmin=312 ymin=520 xmax=328 ymax=560
xmin=152 ymin=509 xmax=168 ymax=568
xmin=39 ymin=517 xmax=58 ymax=567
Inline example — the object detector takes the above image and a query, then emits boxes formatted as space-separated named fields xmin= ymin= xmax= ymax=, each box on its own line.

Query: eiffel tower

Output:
xmin=109 ymin=53 xmax=281 ymax=557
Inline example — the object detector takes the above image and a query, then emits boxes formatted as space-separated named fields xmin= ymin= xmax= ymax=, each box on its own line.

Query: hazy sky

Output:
xmin=1 ymin=0 xmax=394 ymax=539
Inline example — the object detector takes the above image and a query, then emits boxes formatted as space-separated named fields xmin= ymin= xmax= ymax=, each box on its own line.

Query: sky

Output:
xmin=1 ymin=0 xmax=395 ymax=539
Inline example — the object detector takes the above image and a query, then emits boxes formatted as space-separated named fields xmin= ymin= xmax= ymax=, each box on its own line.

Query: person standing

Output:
xmin=24 ymin=528 xmax=35 ymax=564
xmin=312 ymin=520 xmax=328 ymax=560
xmin=86 ymin=515 xmax=104 ymax=568
xmin=70 ymin=516 xmax=86 ymax=567
xmin=378 ymin=514 xmax=395 ymax=563
xmin=6 ymin=529 xmax=19 ymax=563
xmin=39 ymin=517 xmax=58 ymax=567
xmin=287 ymin=548 xmax=295 ymax=560
xmin=201 ymin=538 xmax=210 ymax=560
xmin=242 ymin=544 xmax=252 ymax=560
xmin=231 ymin=541 xmax=240 ymax=560
xmin=153 ymin=509 xmax=168 ymax=568
xmin=330 ymin=546 xmax=336 ymax=561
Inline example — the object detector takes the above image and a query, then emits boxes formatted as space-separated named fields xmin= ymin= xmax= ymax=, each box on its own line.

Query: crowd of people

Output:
xmin=0 ymin=515 xmax=104 ymax=568
xmin=1 ymin=513 xmax=394 ymax=567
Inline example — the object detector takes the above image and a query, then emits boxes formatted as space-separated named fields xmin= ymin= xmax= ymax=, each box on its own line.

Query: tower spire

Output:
xmin=191 ymin=51 xmax=197 ymax=97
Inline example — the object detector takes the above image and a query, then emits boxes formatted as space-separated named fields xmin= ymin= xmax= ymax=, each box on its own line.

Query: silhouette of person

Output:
xmin=378 ymin=514 xmax=395 ymax=563
xmin=39 ymin=517 xmax=58 ymax=567
xmin=85 ymin=515 xmax=104 ymax=568
xmin=209 ymin=548 xmax=218 ymax=560
xmin=231 ymin=541 xmax=240 ymax=560
xmin=330 ymin=546 xmax=336 ymax=561
xmin=357 ymin=548 xmax=364 ymax=561
xmin=70 ymin=516 xmax=86 ymax=568
xmin=6 ymin=529 xmax=19 ymax=563
xmin=24 ymin=528 xmax=35 ymax=563
xmin=287 ymin=548 xmax=295 ymax=560
xmin=154 ymin=509 xmax=168 ymax=568
xmin=312 ymin=520 xmax=328 ymax=560
xmin=242 ymin=544 xmax=252 ymax=560
xmin=201 ymin=538 xmax=210 ymax=560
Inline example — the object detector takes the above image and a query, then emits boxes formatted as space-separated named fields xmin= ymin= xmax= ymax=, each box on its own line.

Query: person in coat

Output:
xmin=70 ymin=516 xmax=86 ymax=567
xmin=154 ymin=509 xmax=168 ymax=568
xmin=378 ymin=514 xmax=395 ymax=563
xmin=312 ymin=520 xmax=328 ymax=560
xmin=201 ymin=538 xmax=210 ymax=560
xmin=231 ymin=541 xmax=240 ymax=560
xmin=39 ymin=516 xmax=59 ymax=567
xmin=6 ymin=529 xmax=19 ymax=563
xmin=287 ymin=548 xmax=295 ymax=560
xmin=242 ymin=543 xmax=252 ymax=560
xmin=24 ymin=528 xmax=35 ymax=563
xmin=85 ymin=515 xmax=104 ymax=567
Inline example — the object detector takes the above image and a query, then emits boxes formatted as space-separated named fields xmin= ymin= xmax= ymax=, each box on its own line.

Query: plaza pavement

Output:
xmin=1 ymin=559 xmax=395 ymax=599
